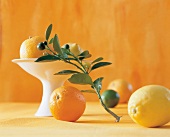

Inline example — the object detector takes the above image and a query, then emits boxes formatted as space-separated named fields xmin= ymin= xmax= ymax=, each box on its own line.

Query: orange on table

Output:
xmin=107 ymin=79 xmax=133 ymax=103
xmin=20 ymin=36 xmax=45 ymax=58
xmin=49 ymin=86 xmax=86 ymax=122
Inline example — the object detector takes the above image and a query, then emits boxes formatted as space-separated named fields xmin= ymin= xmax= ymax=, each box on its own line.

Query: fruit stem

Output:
xmin=46 ymin=45 xmax=56 ymax=55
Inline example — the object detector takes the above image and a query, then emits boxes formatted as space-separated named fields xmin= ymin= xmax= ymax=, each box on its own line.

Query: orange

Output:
xmin=107 ymin=79 xmax=133 ymax=103
xmin=20 ymin=36 xmax=45 ymax=58
xmin=49 ymin=86 xmax=86 ymax=122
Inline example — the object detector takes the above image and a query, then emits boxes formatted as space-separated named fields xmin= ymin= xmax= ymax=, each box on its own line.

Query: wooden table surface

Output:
xmin=0 ymin=102 xmax=169 ymax=137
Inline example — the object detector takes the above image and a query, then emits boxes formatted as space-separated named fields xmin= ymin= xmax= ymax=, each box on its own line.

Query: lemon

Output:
xmin=128 ymin=85 xmax=170 ymax=127
xmin=63 ymin=43 xmax=82 ymax=56
xmin=20 ymin=36 xmax=45 ymax=58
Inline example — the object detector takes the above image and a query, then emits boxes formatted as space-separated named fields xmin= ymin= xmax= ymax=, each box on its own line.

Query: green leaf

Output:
xmin=54 ymin=70 xmax=80 ymax=75
xmin=91 ymin=62 xmax=112 ymax=71
xmin=93 ymin=77 xmax=104 ymax=93
xmin=53 ymin=34 xmax=63 ymax=55
xmin=61 ymin=48 xmax=71 ymax=59
xmin=49 ymin=38 xmax=54 ymax=44
xmin=61 ymin=48 xmax=71 ymax=55
xmin=35 ymin=55 xmax=60 ymax=62
xmin=61 ymin=48 xmax=79 ymax=60
xmin=68 ymin=73 xmax=93 ymax=85
xmin=79 ymin=50 xmax=91 ymax=58
xmin=81 ymin=90 xmax=96 ymax=93
xmin=92 ymin=57 xmax=103 ymax=64
xmin=45 ymin=24 xmax=52 ymax=41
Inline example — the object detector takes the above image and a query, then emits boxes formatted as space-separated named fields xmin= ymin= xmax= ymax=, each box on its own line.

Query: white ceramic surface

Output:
xmin=12 ymin=58 xmax=74 ymax=117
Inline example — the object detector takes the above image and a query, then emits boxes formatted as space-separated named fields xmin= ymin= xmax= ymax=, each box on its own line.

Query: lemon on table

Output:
xmin=20 ymin=36 xmax=45 ymax=58
xmin=108 ymin=79 xmax=133 ymax=103
xmin=128 ymin=85 xmax=170 ymax=128
xmin=101 ymin=89 xmax=120 ymax=108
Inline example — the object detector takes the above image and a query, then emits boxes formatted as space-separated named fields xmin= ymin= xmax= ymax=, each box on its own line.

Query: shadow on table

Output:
xmin=77 ymin=120 xmax=115 ymax=124
xmin=83 ymin=113 xmax=109 ymax=117
xmin=158 ymin=125 xmax=170 ymax=129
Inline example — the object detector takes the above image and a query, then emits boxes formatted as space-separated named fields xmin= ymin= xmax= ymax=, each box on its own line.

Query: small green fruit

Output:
xmin=37 ymin=42 xmax=46 ymax=50
xmin=101 ymin=89 xmax=120 ymax=108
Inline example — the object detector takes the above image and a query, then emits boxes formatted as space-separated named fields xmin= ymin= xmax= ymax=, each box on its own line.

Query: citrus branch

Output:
xmin=36 ymin=24 xmax=122 ymax=122
xmin=94 ymin=87 xmax=121 ymax=122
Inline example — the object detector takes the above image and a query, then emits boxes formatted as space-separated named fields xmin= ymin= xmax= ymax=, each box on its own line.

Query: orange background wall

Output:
xmin=1 ymin=0 xmax=170 ymax=102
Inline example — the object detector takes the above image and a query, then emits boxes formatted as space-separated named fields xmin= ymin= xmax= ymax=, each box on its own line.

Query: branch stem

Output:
xmin=95 ymin=88 xmax=121 ymax=122
xmin=69 ymin=52 xmax=88 ymax=74
xmin=64 ymin=59 xmax=86 ymax=73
